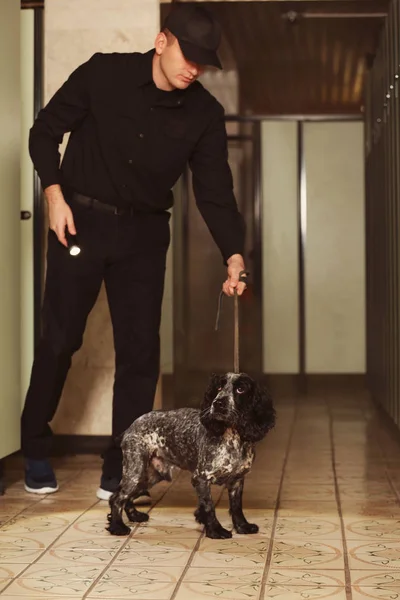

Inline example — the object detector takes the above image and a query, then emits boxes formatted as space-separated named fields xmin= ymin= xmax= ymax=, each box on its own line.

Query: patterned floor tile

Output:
xmin=102 ymin=564 xmax=184 ymax=580
xmin=114 ymin=548 xmax=192 ymax=566
xmin=344 ymin=518 xmax=400 ymax=540
xmin=261 ymin=585 xmax=347 ymax=599
xmin=267 ymin=568 xmax=346 ymax=586
xmin=3 ymin=578 xmax=94 ymax=596
xmin=275 ymin=518 xmax=342 ymax=540
xmin=348 ymin=540 xmax=400 ymax=570
xmin=278 ymin=502 xmax=339 ymax=518
xmin=0 ymin=513 xmax=71 ymax=536
xmin=131 ymin=522 xmax=203 ymax=538
xmin=351 ymin=571 xmax=400 ymax=599
xmin=124 ymin=537 xmax=199 ymax=553
xmin=87 ymin=579 xmax=177 ymax=598
xmin=0 ymin=564 xmax=31 ymax=579
xmin=280 ymin=486 xmax=336 ymax=502
xmin=271 ymin=540 xmax=344 ymax=569
xmin=176 ymin=567 xmax=262 ymax=599
xmin=2 ymin=564 xmax=102 ymax=597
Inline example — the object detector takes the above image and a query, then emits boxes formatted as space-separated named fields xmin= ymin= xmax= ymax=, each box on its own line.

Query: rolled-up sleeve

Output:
xmin=188 ymin=104 xmax=245 ymax=263
xmin=29 ymin=54 xmax=97 ymax=190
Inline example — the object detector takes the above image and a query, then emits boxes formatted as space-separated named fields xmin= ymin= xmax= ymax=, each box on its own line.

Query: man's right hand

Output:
xmin=45 ymin=184 xmax=76 ymax=247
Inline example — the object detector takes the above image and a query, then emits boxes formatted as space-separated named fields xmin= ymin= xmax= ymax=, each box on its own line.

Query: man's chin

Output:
xmin=174 ymin=79 xmax=193 ymax=89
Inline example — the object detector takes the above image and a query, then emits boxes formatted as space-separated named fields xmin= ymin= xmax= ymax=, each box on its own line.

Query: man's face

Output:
xmin=156 ymin=33 xmax=205 ymax=90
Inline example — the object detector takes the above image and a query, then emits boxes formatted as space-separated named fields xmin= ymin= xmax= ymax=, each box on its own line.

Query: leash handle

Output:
xmin=215 ymin=270 xmax=249 ymax=374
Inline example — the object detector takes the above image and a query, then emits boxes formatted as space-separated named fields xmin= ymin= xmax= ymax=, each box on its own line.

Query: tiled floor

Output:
xmin=1 ymin=390 xmax=400 ymax=599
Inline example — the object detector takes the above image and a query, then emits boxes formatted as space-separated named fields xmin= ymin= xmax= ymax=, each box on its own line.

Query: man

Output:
xmin=22 ymin=4 xmax=247 ymax=502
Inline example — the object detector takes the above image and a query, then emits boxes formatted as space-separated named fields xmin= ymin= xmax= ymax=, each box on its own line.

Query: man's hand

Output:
xmin=45 ymin=184 xmax=76 ymax=247
xmin=222 ymin=254 xmax=247 ymax=297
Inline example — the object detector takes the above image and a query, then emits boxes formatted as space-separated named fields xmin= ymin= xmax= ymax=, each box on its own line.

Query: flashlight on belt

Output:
xmin=66 ymin=231 xmax=81 ymax=256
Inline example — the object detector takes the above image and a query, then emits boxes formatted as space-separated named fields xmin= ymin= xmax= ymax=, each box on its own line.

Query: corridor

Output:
xmin=1 ymin=390 xmax=400 ymax=599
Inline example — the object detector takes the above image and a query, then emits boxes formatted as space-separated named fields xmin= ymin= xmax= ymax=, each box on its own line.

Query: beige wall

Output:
xmin=262 ymin=121 xmax=299 ymax=373
xmin=21 ymin=9 xmax=35 ymax=406
xmin=304 ymin=121 xmax=366 ymax=373
xmin=46 ymin=0 xmax=161 ymax=435
xmin=261 ymin=120 xmax=366 ymax=374
xmin=0 ymin=0 xmax=21 ymax=458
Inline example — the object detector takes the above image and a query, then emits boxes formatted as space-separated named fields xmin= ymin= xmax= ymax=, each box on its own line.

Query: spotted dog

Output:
xmin=106 ymin=372 xmax=276 ymax=539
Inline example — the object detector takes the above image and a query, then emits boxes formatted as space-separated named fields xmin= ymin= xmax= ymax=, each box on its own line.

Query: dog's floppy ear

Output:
xmin=236 ymin=380 xmax=276 ymax=443
xmin=200 ymin=373 xmax=226 ymax=437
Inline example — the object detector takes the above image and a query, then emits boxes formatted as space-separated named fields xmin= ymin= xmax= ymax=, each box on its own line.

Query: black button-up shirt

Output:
xmin=29 ymin=49 xmax=245 ymax=262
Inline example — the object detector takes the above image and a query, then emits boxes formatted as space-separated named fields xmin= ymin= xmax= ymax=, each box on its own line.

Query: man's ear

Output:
xmin=154 ymin=32 xmax=167 ymax=56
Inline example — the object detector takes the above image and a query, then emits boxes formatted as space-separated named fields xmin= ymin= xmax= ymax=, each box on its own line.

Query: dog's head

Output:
xmin=200 ymin=372 xmax=276 ymax=442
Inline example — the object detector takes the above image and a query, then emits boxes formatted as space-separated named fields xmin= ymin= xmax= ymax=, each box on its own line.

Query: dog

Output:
xmin=106 ymin=372 xmax=276 ymax=539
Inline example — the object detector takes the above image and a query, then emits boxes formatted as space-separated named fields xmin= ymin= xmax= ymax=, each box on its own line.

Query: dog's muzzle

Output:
xmin=211 ymin=395 xmax=233 ymax=420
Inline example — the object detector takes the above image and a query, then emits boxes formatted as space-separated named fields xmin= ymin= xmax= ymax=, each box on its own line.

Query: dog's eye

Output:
xmin=236 ymin=387 xmax=245 ymax=394
xmin=217 ymin=386 xmax=222 ymax=391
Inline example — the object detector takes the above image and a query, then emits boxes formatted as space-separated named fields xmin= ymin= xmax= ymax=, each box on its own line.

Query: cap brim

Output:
xmin=178 ymin=39 xmax=222 ymax=70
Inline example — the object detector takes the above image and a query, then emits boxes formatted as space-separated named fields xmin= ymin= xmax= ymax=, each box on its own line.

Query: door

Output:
xmin=20 ymin=8 xmax=35 ymax=408
xmin=173 ymin=119 xmax=263 ymax=406
xmin=0 ymin=1 xmax=22 ymax=459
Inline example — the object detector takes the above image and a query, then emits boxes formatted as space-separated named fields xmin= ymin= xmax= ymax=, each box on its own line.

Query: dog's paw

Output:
xmin=235 ymin=522 xmax=259 ymax=535
xmin=125 ymin=509 xmax=149 ymax=523
xmin=206 ymin=524 xmax=232 ymax=539
xmin=106 ymin=521 xmax=131 ymax=536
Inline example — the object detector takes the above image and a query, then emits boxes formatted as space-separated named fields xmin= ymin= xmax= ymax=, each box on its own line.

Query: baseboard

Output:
xmin=51 ymin=435 xmax=109 ymax=456
xmin=261 ymin=373 xmax=367 ymax=395
xmin=162 ymin=372 xmax=367 ymax=404
xmin=371 ymin=395 xmax=400 ymax=441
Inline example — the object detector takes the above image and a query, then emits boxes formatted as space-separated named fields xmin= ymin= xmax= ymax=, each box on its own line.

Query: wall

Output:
xmin=0 ymin=0 xmax=21 ymax=458
xmin=45 ymin=0 xmax=161 ymax=436
xmin=262 ymin=120 xmax=366 ymax=374
xmin=20 ymin=9 xmax=35 ymax=406
xmin=262 ymin=121 xmax=299 ymax=373
xmin=304 ymin=121 xmax=365 ymax=373
xmin=365 ymin=0 xmax=400 ymax=427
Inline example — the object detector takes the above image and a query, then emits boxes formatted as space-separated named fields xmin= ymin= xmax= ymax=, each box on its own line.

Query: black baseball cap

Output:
xmin=163 ymin=4 xmax=223 ymax=70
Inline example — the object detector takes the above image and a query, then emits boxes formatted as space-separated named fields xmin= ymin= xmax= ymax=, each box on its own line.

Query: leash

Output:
xmin=215 ymin=270 xmax=249 ymax=374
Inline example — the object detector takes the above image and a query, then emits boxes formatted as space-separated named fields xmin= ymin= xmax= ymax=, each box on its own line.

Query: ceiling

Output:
xmin=161 ymin=0 xmax=388 ymax=115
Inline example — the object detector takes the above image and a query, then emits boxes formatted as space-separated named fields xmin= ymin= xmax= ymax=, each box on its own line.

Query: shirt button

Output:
xmin=150 ymin=107 xmax=154 ymax=112
xmin=128 ymin=159 xmax=133 ymax=164
xmin=121 ymin=184 xmax=127 ymax=188
xmin=177 ymin=100 xmax=181 ymax=105
xmin=139 ymin=133 xmax=144 ymax=138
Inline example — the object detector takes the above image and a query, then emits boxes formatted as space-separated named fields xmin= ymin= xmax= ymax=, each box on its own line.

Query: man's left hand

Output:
xmin=223 ymin=254 xmax=247 ymax=297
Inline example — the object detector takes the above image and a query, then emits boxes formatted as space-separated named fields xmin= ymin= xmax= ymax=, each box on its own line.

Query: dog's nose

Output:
xmin=212 ymin=397 xmax=228 ymax=410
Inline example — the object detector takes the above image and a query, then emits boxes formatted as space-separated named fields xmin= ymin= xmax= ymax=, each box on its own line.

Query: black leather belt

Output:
xmin=71 ymin=192 xmax=136 ymax=216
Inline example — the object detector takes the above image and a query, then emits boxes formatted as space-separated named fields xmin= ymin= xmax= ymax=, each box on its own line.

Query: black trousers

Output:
xmin=21 ymin=194 xmax=170 ymax=478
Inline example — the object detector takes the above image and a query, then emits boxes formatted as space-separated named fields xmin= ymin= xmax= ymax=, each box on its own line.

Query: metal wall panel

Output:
xmin=365 ymin=0 xmax=400 ymax=426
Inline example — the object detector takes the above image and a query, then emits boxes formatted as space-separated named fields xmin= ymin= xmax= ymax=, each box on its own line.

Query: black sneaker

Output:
xmin=96 ymin=475 xmax=151 ymax=505
xmin=24 ymin=459 xmax=59 ymax=494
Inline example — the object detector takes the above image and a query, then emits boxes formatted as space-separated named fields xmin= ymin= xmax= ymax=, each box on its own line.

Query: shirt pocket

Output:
xmin=162 ymin=114 xmax=197 ymax=144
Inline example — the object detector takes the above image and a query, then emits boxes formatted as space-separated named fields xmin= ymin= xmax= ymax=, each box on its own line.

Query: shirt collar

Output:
xmin=135 ymin=48 xmax=187 ymax=106
xmin=136 ymin=49 xmax=156 ymax=87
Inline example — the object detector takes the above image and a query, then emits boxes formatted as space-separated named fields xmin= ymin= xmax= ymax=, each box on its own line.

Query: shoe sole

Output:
xmin=24 ymin=484 xmax=59 ymax=495
xmin=96 ymin=487 xmax=151 ymax=505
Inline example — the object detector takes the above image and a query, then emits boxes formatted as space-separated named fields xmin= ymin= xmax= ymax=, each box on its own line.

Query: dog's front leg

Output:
xmin=192 ymin=474 xmax=232 ymax=539
xmin=228 ymin=478 xmax=259 ymax=534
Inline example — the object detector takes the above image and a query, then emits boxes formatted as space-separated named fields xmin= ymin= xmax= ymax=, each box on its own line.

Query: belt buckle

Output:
xmin=114 ymin=206 xmax=123 ymax=216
